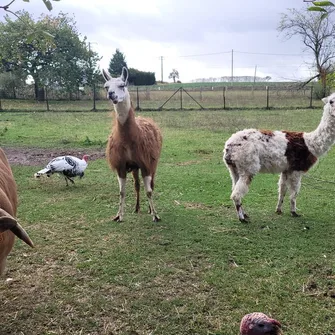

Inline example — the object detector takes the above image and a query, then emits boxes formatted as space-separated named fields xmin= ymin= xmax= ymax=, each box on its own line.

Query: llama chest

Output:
xmin=283 ymin=131 xmax=317 ymax=172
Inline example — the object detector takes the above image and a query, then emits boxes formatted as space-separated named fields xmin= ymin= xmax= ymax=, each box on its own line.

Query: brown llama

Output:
xmin=0 ymin=148 xmax=34 ymax=275
xmin=102 ymin=67 xmax=163 ymax=222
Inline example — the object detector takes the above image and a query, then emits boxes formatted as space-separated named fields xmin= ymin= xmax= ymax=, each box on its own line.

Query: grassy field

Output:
xmin=0 ymin=107 xmax=335 ymax=335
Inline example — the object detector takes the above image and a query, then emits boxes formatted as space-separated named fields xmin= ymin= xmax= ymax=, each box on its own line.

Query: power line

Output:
xmin=161 ymin=50 xmax=303 ymax=59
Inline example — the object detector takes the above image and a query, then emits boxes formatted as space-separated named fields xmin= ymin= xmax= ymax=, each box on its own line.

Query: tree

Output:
xmin=108 ymin=49 xmax=128 ymax=77
xmin=128 ymin=68 xmax=156 ymax=85
xmin=0 ymin=11 xmax=100 ymax=100
xmin=278 ymin=7 xmax=335 ymax=96
xmin=168 ymin=69 xmax=179 ymax=83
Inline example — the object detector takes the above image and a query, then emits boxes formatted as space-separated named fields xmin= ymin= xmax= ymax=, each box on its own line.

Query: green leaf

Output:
xmin=312 ymin=1 xmax=335 ymax=6
xmin=308 ymin=6 xmax=328 ymax=11
xmin=42 ymin=31 xmax=54 ymax=38
xmin=22 ymin=0 xmax=30 ymax=2
xmin=42 ymin=0 xmax=53 ymax=11
xmin=321 ymin=12 xmax=329 ymax=19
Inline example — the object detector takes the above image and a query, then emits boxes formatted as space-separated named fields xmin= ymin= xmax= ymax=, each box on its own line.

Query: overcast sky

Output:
xmin=2 ymin=0 xmax=319 ymax=82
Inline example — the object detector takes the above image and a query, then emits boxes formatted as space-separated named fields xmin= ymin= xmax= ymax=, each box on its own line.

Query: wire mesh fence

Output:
xmin=0 ymin=83 xmax=324 ymax=112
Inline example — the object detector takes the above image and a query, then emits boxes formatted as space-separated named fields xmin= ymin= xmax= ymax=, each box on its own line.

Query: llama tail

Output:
xmin=34 ymin=168 xmax=51 ymax=178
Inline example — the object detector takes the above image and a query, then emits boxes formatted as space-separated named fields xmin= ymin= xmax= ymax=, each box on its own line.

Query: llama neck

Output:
xmin=113 ymin=104 xmax=136 ymax=135
xmin=304 ymin=108 xmax=335 ymax=157
xmin=113 ymin=93 xmax=132 ymax=125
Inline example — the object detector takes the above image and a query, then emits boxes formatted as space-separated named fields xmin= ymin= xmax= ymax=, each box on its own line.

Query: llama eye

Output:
xmin=104 ymin=87 xmax=109 ymax=91
xmin=119 ymin=85 xmax=125 ymax=89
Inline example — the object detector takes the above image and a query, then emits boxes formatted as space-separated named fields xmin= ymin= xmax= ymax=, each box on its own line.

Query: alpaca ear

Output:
xmin=322 ymin=96 xmax=329 ymax=104
xmin=121 ymin=67 xmax=128 ymax=86
xmin=102 ymin=69 xmax=111 ymax=82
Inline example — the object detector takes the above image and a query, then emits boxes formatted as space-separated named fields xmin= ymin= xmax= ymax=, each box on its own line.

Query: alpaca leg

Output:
xmin=132 ymin=169 xmax=140 ymax=213
xmin=287 ymin=172 xmax=302 ymax=217
xmin=228 ymin=165 xmax=239 ymax=190
xmin=276 ymin=172 xmax=288 ymax=214
xmin=231 ymin=175 xmax=252 ymax=222
xmin=114 ymin=176 xmax=126 ymax=222
xmin=143 ymin=175 xmax=160 ymax=222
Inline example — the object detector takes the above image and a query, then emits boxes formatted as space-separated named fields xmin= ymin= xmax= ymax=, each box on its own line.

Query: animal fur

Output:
xmin=0 ymin=148 xmax=34 ymax=275
xmin=103 ymin=68 xmax=162 ymax=222
xmin=223 ymin=93 xmax=335 ymax=222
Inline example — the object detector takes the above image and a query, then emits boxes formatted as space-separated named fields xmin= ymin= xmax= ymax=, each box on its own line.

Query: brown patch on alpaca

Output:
xmin=106 ymin=106 xmax=162 ymax=179
xmin=260 ymin=129 xmax=274 ymax=136
xmin=283 ymin=131 xmax=317 ymax=172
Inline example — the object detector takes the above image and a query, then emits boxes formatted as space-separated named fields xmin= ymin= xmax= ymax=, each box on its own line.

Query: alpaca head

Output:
xmin=322 ymin=92 xmax=335 ymax=108
xmin=102 ymin=67 xmax=129 ymax=105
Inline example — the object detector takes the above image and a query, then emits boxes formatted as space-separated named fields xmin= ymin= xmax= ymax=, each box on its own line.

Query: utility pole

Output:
xmin=253 ymin=65 xmax=257 ymax=84
xmin=231 ymin=49 xmax=234 ymax=84
xmin=160 ymin=56 xmax=164 ymax=83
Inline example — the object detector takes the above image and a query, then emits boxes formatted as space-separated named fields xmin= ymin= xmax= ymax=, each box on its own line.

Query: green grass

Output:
xmin=0 ymin=107 xmax=335 ymax=335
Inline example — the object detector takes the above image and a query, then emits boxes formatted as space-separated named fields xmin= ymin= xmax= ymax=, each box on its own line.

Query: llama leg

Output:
xmin=227 ymin=164 xmax=239 ymax=190
xmin=143 ymin=175 xmax=160 ymax=222
xmin=287 ymin=172 xmax=302 ymax=217
xmin=276 ymin=172 xmax=288 ymax=214
xmin=114 ymin=175 xmax=127 ymax=222
xmin=132 ymin=169 xmax=140 ymax=213
xmin=231 ymin=174 xmax=252 ymax=222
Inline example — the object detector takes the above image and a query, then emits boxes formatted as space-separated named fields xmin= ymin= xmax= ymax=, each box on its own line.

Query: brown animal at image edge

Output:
xmin=0 ymin=148 xmax=34 ymax=275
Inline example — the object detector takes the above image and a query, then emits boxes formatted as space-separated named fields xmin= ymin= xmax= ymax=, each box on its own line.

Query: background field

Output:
xmin=0 ymin=107 xmax=334 ymax=335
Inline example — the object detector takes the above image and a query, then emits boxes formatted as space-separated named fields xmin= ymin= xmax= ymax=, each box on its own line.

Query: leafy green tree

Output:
xmin=0 ymin=11 xmax=100 ymax=100
xmin=108 ymin=49 xmax=128 ymax=77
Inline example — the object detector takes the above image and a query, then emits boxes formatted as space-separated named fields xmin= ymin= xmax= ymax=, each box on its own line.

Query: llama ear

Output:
xmin=121 ymin=67 xmax=128 ymax=85
xmin=322 ymin=96 xmax=329 ymax=104
xmin=102 ymin=69 xmax=111 ymax=82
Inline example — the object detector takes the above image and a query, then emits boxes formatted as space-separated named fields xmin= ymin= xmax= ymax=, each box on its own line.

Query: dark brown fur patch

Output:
xmin=283 ymin=131 xmax=317 ymax=172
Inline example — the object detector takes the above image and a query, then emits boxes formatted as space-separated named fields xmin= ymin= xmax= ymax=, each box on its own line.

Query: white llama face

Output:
xmin=102 ymin=67 xmax=129 ymax=104
xmin=322 ymin=93 xmax=335 ymax=108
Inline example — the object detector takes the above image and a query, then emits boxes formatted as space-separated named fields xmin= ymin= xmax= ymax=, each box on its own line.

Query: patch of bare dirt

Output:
xmin=2 ymin=146 xmax=106 ymax=166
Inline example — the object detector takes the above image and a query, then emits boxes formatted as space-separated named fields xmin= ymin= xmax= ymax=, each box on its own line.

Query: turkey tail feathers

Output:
xmin=34 ymin=167 xmax=51 ymax=178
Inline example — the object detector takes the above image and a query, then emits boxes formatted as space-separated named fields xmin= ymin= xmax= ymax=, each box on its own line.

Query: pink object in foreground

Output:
xmin=240 ymin=312 xmax=282 ymax=335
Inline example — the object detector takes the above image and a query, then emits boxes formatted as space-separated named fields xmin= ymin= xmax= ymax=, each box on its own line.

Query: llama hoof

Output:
xmin=134 ymin=208 xmax=140 ymax=213
xmin=153 ymin=215 xmax=161 ymax=222
xmin=291 ymin=211 xmax=301 ymax=217
xmin=113 ymin=215 xmax=123 ymax=222
xmin=276 ymin=209 xmax=283 ymax=215
xmin=239 ymin=216 xmax=249 ymax=223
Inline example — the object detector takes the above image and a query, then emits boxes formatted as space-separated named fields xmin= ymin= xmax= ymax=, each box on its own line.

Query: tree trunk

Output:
xmin=34 ymin=81 xmax=45 ymax=101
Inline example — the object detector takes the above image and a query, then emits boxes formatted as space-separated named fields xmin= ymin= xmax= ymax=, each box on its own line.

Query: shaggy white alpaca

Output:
xmin=223 ymin=93 xmax=335 ymax=222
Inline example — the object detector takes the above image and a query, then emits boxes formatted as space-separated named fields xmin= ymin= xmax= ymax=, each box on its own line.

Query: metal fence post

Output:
xmin=180 ymin=87 xmax=183 ymax=110
xmin=223 ymin=86 xmax=227 ymax=109
xmin=310 ymin=86 xmax=313 ymax=108
xmin=45 ymin=86 xmax=50 ymax=111
xmin=266 ymin=86 xmax=269 ymax=109
xmin=92 ymin=83 xmax=97 ymax=111
xmin=136 ymin=87 xmax=140 ymax=111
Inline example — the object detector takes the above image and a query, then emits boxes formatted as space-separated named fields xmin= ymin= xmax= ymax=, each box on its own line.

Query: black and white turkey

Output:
xmin=34 ymin=155 xmax=88 ymax=186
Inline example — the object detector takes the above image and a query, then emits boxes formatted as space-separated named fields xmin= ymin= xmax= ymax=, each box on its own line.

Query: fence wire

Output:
xmin=0 ymin=84 xmax=323 ymax=112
